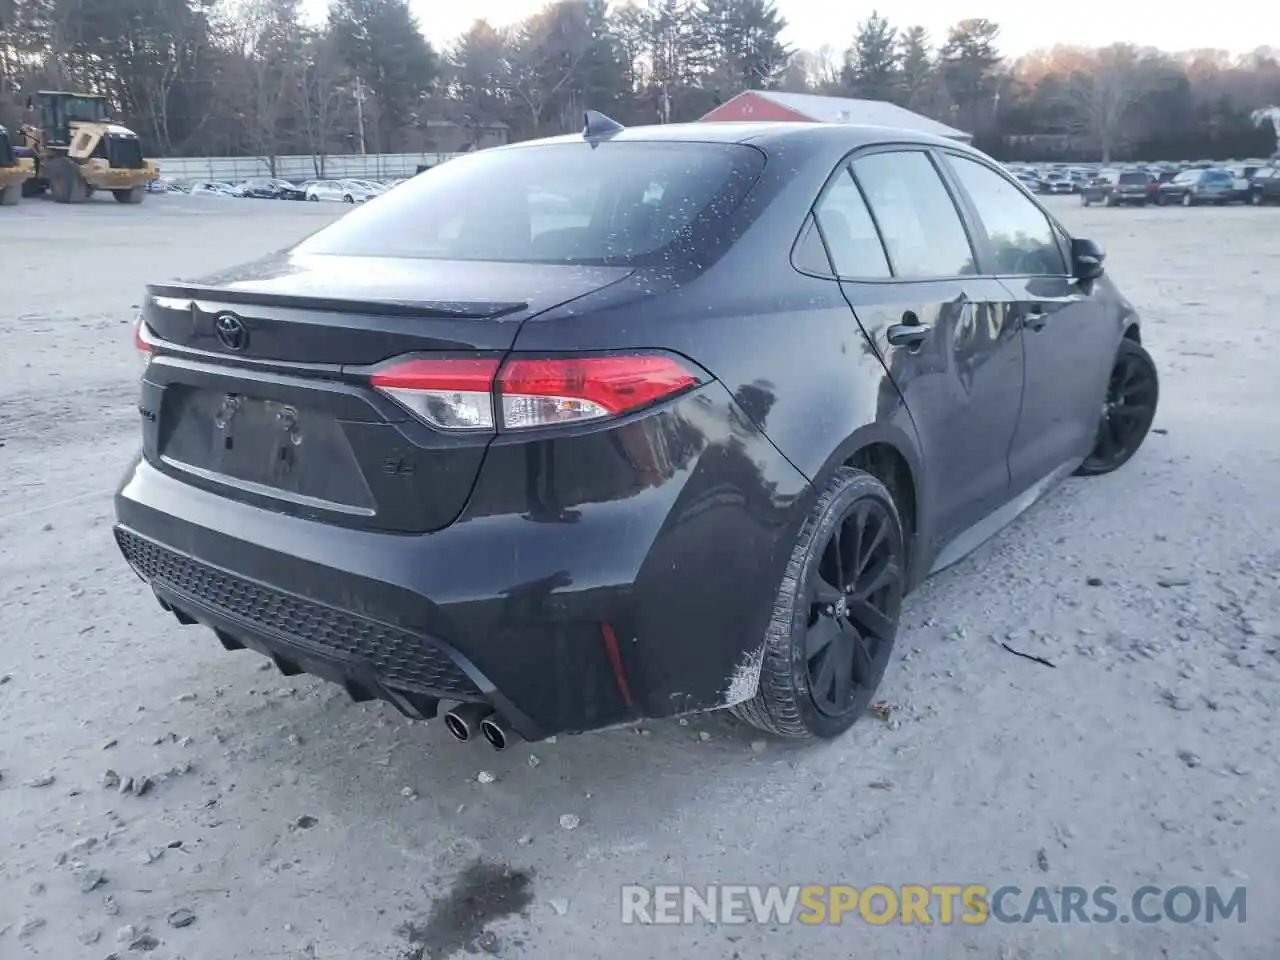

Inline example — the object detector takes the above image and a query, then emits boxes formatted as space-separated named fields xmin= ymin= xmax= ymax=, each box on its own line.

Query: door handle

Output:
xmin=887 ymin=323 xmax=930 ymax=347
xmin=1023 ymin=306 xmax=1048 ymax=332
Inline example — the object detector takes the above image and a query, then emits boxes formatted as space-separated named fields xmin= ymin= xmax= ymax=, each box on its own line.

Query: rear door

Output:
xmin=825 ymin=147 xmax=1024 ymax=548
xmin=938 ymin=150 xmax=1116 ymax=493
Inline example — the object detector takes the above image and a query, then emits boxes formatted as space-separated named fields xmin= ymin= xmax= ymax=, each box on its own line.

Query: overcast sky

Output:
xmin=301 ymin=0 xmax=1266 ymax=57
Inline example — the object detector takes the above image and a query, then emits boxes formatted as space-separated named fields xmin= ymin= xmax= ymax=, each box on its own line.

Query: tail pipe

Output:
xmin=480 ymin=713 xmax=520 ymax=751
xmin=443 ymin=703 xmax=492 ymax=742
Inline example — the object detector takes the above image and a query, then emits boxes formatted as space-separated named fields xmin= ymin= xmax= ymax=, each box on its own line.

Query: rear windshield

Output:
xmin=1118 ymin=172 xmax=1148 ymax=185
xmin=293 ymin=141 xmax=765 ymax=266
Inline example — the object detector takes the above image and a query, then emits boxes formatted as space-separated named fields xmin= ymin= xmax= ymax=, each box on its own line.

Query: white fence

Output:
xmin=153 ymin=152 xmax=465 ymax=184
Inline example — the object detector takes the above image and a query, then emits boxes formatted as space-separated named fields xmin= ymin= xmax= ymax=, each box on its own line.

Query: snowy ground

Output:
xmin=0 ymin=193 xmax=1277 ymax=960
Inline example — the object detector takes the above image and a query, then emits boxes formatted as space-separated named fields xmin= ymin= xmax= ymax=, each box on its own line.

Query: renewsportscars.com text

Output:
xmin=620 ymin=884 xmax=1247 ymax=925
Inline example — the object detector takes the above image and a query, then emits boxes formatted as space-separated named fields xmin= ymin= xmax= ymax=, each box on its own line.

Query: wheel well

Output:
xmin=845 ymin=443 xmax=916 ymax=539
xmin=1123 ymin=323 xmax=1141 ymax=344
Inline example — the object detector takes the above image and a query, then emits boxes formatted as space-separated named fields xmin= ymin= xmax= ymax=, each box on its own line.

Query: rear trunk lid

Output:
xmin=139 ymin=252 xmax=632 ymax=533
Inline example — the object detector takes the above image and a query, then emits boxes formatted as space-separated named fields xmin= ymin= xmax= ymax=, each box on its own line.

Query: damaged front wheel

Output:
xmin=1075 ymin=339 xmax=1159 ymax=476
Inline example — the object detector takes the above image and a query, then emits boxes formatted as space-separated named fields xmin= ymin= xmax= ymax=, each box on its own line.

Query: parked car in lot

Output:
xmin=237 ymin=177 xmax=307 ymax=200
xmin=346 ymin=178 xmax=390 ymax=196
xmin=1013 ymin=171 xmax=1045 ymax=193
xmin=119 ymin=119 xmax=1158 ymax=746
xmin=1247 ymin=164 xmax=1280 ymax=205
xmin=187 ymin=181 xmax=238 ymax=198
xmin=1226 ymin=164 xmax=1260 ymax=203
xmin=1042 ymin=172 xmax=1075 ymax=194
xmin=305 ymin=178 xmax=381 ymax=203
xmin=1157 ymin=168 xmax=1235 ymax=205
xmin=1080 ymin=170 xmax=1153 ymax=206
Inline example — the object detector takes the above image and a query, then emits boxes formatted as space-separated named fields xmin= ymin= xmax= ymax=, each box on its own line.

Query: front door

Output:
xmin=819 ymin=147 xmax=1025 ymax=551
xmin=938 ymin=151 xmax=1117 ymax=494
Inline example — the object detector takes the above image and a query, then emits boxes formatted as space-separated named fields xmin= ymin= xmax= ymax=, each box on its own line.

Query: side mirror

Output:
xmin=1071 ymin=237 xmax=1105 ymax=281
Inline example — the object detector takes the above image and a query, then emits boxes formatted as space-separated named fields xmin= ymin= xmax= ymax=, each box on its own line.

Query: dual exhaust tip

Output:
xmin=443 ymin=702 xmax=517 ymax=750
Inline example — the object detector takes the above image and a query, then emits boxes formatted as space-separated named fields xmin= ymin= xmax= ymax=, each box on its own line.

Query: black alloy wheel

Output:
xmin=1076 ymin=339 xmax=1159 ymax=476
xmin=733 ymin=468 xmax=906 ymax=741
xmin=805 ymin=499 xmax=902 ymax=718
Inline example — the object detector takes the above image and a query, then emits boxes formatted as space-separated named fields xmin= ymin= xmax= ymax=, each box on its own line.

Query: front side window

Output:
xmin=62 ymin=97 xmax=108 ymax=123
xmin=946 ymin=154 xmax=1067 ymax=276
xmin=812 ymin=168 xmax=890 ymax=279
xmin=295 ymin=141 xmax=765 ymax=266
xmin=850 ymin=150 xmax=976 ymax=279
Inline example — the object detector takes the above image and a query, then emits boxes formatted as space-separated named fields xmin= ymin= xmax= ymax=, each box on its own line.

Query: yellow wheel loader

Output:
xmin=17 ymin=91 xmax=158 ymax=204
xmin=0 ymin=123 xmax=35 ymax=206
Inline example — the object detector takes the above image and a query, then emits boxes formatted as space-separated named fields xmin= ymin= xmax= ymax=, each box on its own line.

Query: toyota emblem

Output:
xmin=214 ymin=313 xmax=248 ymax=351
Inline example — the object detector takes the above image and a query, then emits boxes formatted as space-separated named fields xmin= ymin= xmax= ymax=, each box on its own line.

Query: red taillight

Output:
xmin=499 ymin=356 xmax=699 ymax=429
xmin=369 ymin=354 xmax=702 ymax=432
xmin=134 ymin=317 xmax=153 ymax=366
xmin=370 ymin=356 xmax=500 ymax=431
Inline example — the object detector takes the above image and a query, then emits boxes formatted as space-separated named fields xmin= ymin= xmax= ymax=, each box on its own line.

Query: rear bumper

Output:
xmin=113 ymin=384 xmax=811 ymax=739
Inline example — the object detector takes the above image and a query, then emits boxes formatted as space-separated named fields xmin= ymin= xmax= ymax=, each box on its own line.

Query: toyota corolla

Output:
xmin=115 ymin=115 xmax=1159 ymax=747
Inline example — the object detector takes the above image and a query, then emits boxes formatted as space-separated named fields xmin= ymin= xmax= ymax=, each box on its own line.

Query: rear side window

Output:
xmin=813 ymin=168 xmax=890 ymax=279
xmin=850 ymin=151 xmax=976 ymax=278
xmin=946 ymin=155 xmax=1066 ymax=276
xmin=294 ymin=141 xmax=765 ymax=266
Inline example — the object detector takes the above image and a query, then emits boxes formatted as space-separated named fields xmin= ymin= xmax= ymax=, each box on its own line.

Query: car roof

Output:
xmin=496 ymin=120 xmax=973 ymax=158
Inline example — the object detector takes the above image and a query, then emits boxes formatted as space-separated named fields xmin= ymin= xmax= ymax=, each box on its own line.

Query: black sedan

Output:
xmin=1157 ymin=168 xmax=1235 ymax=205
xmin=116 ymin=116 xmax=1158 ymax=746
xmin=237 ymin=177 xmax=307 ymax=200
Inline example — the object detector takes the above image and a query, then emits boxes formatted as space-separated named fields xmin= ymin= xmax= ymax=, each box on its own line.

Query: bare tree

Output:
xmin=217 ymin=0 xmax=303 ymax=174
xmin=506 ymin=3 xmax=593 ymax=132
xmin=800 ymin=45 xmax=842 ymax=92
xmin=1064 ymin=44 xmax=1157 ymax=163
xmin=298 ymin=34 xmax=349 ymax=176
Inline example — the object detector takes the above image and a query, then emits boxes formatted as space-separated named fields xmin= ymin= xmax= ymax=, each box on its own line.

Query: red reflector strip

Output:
xmin=498 ymin=355 xmax=698 ymax=416
xmin=370 ymin=356 xmax=499 ymax=392
xmin=134 ymin=318 xmax=152 ymax=352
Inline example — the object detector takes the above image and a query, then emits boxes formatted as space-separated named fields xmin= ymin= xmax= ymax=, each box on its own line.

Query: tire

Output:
xmin=1074 ymin=339 xmax=1159 ymax=477
xmin=1181 ymin=192 xmax=1193 ymax=207
xmin=343 ymin=194 xmax=354 ymax=204
xmin=1252 ymin=192 xmax=1263 ymax=206
xmin=1081 ymin=195 xmax=1091 ymax=207
xmin=113 ymin=187 xmax=144 ymax=204
xmin=0 ymin=184 xmax=19 ymax=206
xmin=48 ymin=157 xmax=88 ymax=204
xmin=731 ymin=467 xmax=906 ymax=741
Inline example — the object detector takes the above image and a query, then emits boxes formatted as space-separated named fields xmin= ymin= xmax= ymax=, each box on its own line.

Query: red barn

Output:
xmin=701 ymin=90 xmax=971 ymax=143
